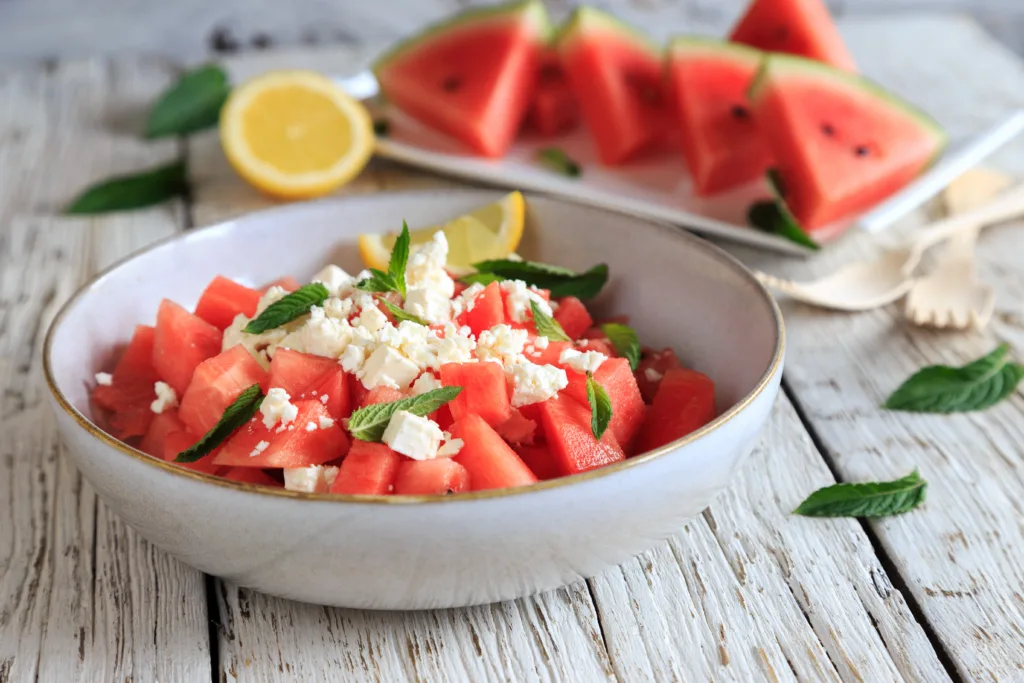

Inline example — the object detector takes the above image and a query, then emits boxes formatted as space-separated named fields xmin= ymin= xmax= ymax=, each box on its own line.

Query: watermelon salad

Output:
xmin=90 ymin=226 xmax=717 ymax=496
xmin=373 ymin=0 xmax=947 ymax=246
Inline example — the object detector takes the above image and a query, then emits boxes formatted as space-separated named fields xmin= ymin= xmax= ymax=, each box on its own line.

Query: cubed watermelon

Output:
xmin=159 ymin=427 xmax=220 ymax=474
xmin=194 ymin=275 xmax=262 ymax=330
xmin=330 ymin=441 xmax=401 ymax=495
xmin=92 ymin=324 xmax=161 ymax=439
xmin=636 ymin=348 xmax=683 ymax=403
xmin=178 ymin=345 xmax=269 ymax=437
xmin=497 ymin=409 xmax=537 ymax=445
xmin=220 ymin=467 xmax=282 ymax=487
xmin=213 ymin=400 xmax=350 ymax=468
xmin=457 ymin=281 xmax=504 ymax=336
xmin=393 ymin=459 xmax=470 ymax=495
xmin=139 ymin=410 xmax=186 ymax=458
xmin=564 ymin=357 xmax=646 ymax=449
xmin=577 ymin=338 xmax=615 ymax=358
xmin=153 ymin=299 xmax=223 ymax=396
xmin=554 ymin=296 xmax=593 ymax=339
xmin=268 ymin=348 xmax=338 ymax=397
xmin=361 ymin=386 xmax=405 ymax=408
xmin=450 ymin=414 xmax=538 ymax=490
xmin=537 ymin=394 xmax=625 ymax=475
xmin=514 ymin=444 xmax=561 ymax=480
xmin=440 ymin=361 xmax=512 ymax=428
xmin=298 ymin=367 xmax=352 ymax=421
xmin=523 ymin=340 xmax=572 ymax=366
xmin=636 ymin=368 xmax=716 ymax=453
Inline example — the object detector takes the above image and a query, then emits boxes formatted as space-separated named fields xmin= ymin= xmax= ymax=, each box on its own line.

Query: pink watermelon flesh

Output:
xmin=749 ymin=55 xmax=946 ymax=233
xmin=374 ymin=1 xmax=549 ymax=157
xmin=730 ymin=0 xmax=856 ymax=73
xmin=668 ymin=39 xmax=772 ymax=196
xmin=557 ymin=7 xmax=669 ymax=165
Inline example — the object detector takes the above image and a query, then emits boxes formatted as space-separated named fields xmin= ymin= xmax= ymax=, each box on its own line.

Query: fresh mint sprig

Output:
xmin=145 ymin=64 xmax=231 ymax=139
xmin=243 ymin=283 xmax=330 ymax=334
xmin=348 ymin=387 xmax=462 ymax=442
xmin=529 ymin=301 xmax=570 ymax=342
xmin=175 ymin=384 xmax=263 ymax=463
xmin=65 ymin=161 xmax=189 ymax=214
xmin=586 ymin=373 xmax=613 ymax=440
xmin=471 ymin=259 xmax=608 ymax=299
xmin=536 ymin=147 xmax=581 ymax=178
xmin=356 ymin=221 xmax=411 ymax=297
xmin=378 ymin=297 xmax=426 ymax=326
xmin=794 ymin=470 xmax=927 ymax=518
xmin=601 ymin=323 xmax=640 ymax=371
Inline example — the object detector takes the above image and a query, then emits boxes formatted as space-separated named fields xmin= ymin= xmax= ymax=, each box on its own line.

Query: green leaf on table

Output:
xmin=348 ymin=387 xmax=462 ymax=442
xmin=378 ymin=297 xmax=426 ymax=326
xmin=793 ymin=470 xmax=927 ymax=518
xmin=356 ymin=222 xmax=411 ymax=296
xmin=536 ymin=147 xmax=581 ymax=178
xmin=530 ymin=300 xmax=570 ymax=342
xmin=242 ymin=283 xmax=330 ymax=334
xmin=175 ymin=384 xmax=263 ymax=463
xmin=747 ymin=170 xmax=820 ymax=250
xmin=471 ymin=259 xmax=608 ymax=299
xmin=586 ymin=373 xmax=613 ymax=440
xmin=600 ymin=322 xmax=641 ymax=371
xmin=883 ymin=343 xmax=1024 ymax=413
xmin=65 ymin=161 xmax=189 ymax=214
xmin=145 ymin=64 xmax=231 ymax=139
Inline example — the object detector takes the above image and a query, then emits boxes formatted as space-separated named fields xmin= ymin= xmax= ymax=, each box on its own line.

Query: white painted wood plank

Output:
xmin=0 ymin=58 xmax=210 ymax=682
xmin=720 ymin=16 xmax=1024 ymax=681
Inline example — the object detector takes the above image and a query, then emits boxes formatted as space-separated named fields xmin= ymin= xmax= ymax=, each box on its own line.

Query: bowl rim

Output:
xmin=43 ymin=188 xmax=785 ymax=505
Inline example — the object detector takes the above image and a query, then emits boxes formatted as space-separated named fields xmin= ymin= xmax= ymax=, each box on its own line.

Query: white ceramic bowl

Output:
xmin=44 ymin=189 xmax=784 ymax=610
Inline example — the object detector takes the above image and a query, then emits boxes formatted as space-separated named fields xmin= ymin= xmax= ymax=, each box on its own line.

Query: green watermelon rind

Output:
xmin=372 ymin=0 xmax=552 ymax=76
xmin=748 ymin=53 xmax=949 ymax=160
xmin=667 ymin=36 xmax=764 ymax=68
xmin=555 ymin=5 xmax=662 ymax=59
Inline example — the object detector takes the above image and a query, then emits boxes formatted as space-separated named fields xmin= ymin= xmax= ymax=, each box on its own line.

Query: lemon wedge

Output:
xmin=359 ymin=191 xmax=526 ymax=275
xmin=220 ymin=70 xmax=375 ymax=200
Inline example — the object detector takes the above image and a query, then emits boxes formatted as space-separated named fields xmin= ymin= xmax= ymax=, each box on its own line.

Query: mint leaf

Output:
xmin=378 ymin=297 xmax=426 ymax=326
xmin=884 ymin=343 xmax=1024 ymax=413
xmin=794 ymin=470 xmax=926 ymax=518
xmin=537 ymin=147 xmax=581 ymax=177
xmin=747 ymin=170 xmax=819 ymax=250
xmin=601 ymin=323 xmax=640 ymax=371
xmin=175 ymin=384 xmax=263 ymax=463
xmin=348 ymin=387 xmax=462 ymax=442
xmin=530 ymin=300 xmax=570 ymax=342
xmin=459 ymin=272 xmax=504 ymax=287
xmin=388 ymin=221 xmax=411 ymax=298
xmin=145 ymin=64 xmax=230 ymax=139
xmin=243 ymin=283 xmax=329 ymax=334
xmin=472 ymin=260 xmax=608 ymax=299
xmin=586 ymin=373 xmax=613 ymax=440
xmin=356 ymin=268 xmax=398 ymax=293
xmin=65 ymin=161 xmax=188 ymax=214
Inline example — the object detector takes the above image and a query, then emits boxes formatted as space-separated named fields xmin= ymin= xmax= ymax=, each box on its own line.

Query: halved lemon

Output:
xmin=359 ymin=191 xmax=526 ymax=275
xmin=220 ymin=70 xmax=374 ymax=200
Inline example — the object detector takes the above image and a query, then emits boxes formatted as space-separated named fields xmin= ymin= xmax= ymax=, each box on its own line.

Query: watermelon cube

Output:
xmin=298 ymin=367 xmax=352 ymax=421
xmin=553 ymin=296 xmax=593 ymax=340
xmin=139 ymin=410 xmax=186 ymax=458
xmin=153 ymin=299 xmax=223 ymax=396
xmin=523 ymin=340 xmax=572 ymax=367
xmin=268 ymin=348 xmax=338 ymax=397
xmin=537 ymin=394 xmax=625 ymax=475
xmin=213 ymin=400 xmax=350 ymax=468
xmin=564 ymin=357 xmax=646 ymax=449
xmin=194 ymin=275 xmax=262 ymax=330
xmin=220 ymin=467 xmax=281 ymax=487
xmin=330 ymin=441 xmax=401 ymax=495
xmin=496 ymin=409 xmax=537 ymax=445
xmin=636 ymin=368 xmax=716 ymax=453
xmin=360 ymin=386 xmax=405 ymax=408
xmin=162 ymin=429 xmax=221 ymax=474
xmin=450 ymin=414 xmax=538 ymax=491
xmin=636 ymin=348 xmax=683 ymax=403
xmin=393 ymin=459 xmax=470 ymax=495
xmin=178 ymin=345 xmax=269 ymax=437
xmin=457 ymin=281 xmax=504 ymax=336
xmin=92 ymin=324 xmax=161 ymax=439
xmin=514 ymin=444 xmax=561 ymax=481
xmin=440 ymin=361 xmax=512 ymax=428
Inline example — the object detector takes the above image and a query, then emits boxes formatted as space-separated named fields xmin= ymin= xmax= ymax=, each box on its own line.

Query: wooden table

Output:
xmin=3 ymin=14 xmax=1024 ymax=683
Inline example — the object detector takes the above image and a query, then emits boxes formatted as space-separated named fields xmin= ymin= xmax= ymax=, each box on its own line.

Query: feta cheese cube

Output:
xmin=510 ymin=362 xmax=568 ymax=407
xmin=476 ymin=325 xmax=529 ymax=365
xmin=382 ymin=410 xmax=444 ymax=460
xmin=283 ymin=465 xmax=339 ymax=493
xmin=150 ymin=381 xmax=178 ymax=414
xmin=279 ymin=306 xmax=354 ymax=358
xmin=323 ymin=296 xmax=354 ymax=320
xmin=95 ymin=372 xmax=113 ymax=386
xmin=318 ymin=415 xmax=335 ymax=429
xmin=411 ymin=373 xmax=442 ymax=396
xmin=356 ymin=304 xmax=388 ymax=334
xmin=559 ymin=348 xmax=607 ymax=375
xmin=532 ymin=336 xmax=550 ymax=350
xmin=261 ymin=387 xmax=299 ymax=430
xmin=255 ymin=286 xmax=288 ymax=314
xmin=311 ymin=265 xmax=353 ymax=296
xmin=404 ymin=285 xmax=451 ymax=324
xmin=436 ymin=438 xmax=464 ymax=458
xmin=361 ymin=345 xmax=420 ymax=390
xmin=500 ymin=280 xmax=552 ymax=323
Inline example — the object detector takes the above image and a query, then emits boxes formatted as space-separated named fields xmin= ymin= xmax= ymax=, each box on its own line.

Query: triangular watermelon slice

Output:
xmin=556 ymin=6 xmax=669 ymax=165
xmin=730 ymin=0 xmax=857 ymax=73
xmin=749 ymin=54 xmax=947 ymax=233
xmin=374 ymin=0 xmax=551 ymax=157
xmin=667 ymin=38 xmax=771 ymax=196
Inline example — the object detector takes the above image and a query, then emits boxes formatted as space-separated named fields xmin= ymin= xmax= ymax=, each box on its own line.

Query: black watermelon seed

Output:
xmin=441 ymin=77 xmax=461 ymax=92
xmin=821 ymin=123 xmax=835 ymax=136
xmin=731 ymin=105 xmax=750 ymax=119
xmin=855 ymin=145 xmax=871 ymax=157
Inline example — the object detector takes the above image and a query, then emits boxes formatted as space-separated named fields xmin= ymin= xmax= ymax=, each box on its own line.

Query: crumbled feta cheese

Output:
xmin=339 ymin=343 xmax=368 ymax=374
xmin=382 ymin=410 xmax=444 ymax=460
xmin=429 ymin=322 xmax=477 ymax=368
xmin=404 ymin=285 xmax=451 ymax=324
xmin=222 ymin=312 xmax=288 ymax=369
xmin=643 ymin=367 xmax=663 ymax=383
xmin=278 ymin=305 xmax=354 ymax=358
xmin=261 ymin=387 xmax=299 ymax=430
xmin=323 ymin=296 xmax=354 ymax=320
xmin=451 ymin=282 xmax=485 ymax=317
xmin=150 ymin=381 xmax=178 ymax=414
xmin=95 ymin=372 xmax=113 ymax=386
xmin=320 ymin=394 xmax=330 ymax=405
xmin=356 ymin=304 xmax=389 ymax=334
xmin=361 ymin=345 xmax=421 ymax=390
xmin=283 ymin=465 xmax=339 ymax=493
xmin=532 ymin=336 xmax=550 ymax=350
xmin=318 ymin=415 xmax=335 ymax=430
xmin=305 ymin=421 xmax=317 ymax=432
xmin=405 ymin=232 xmax=455 ymax=295
xmin=559 ymin=348 xmax=607 ymax=375
xmin=250 ymin=440 xmax=270 ymax=457
xmin=311 ymin=265 xmax=353 ymax=296
xmin=256 ymin=286 xmax=288 ymax=314
xmin=411 ymin=373 xmax=442 ymax=396
xmin=509 ymin=362 xmax=568 ymax=407
xmin=476 ymin=324 xmax=529 ymax=365
xmin=501 ymin=279 xmax=552 ymax=323
xmin=436 ymin=438 xmax=464 ymax=458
